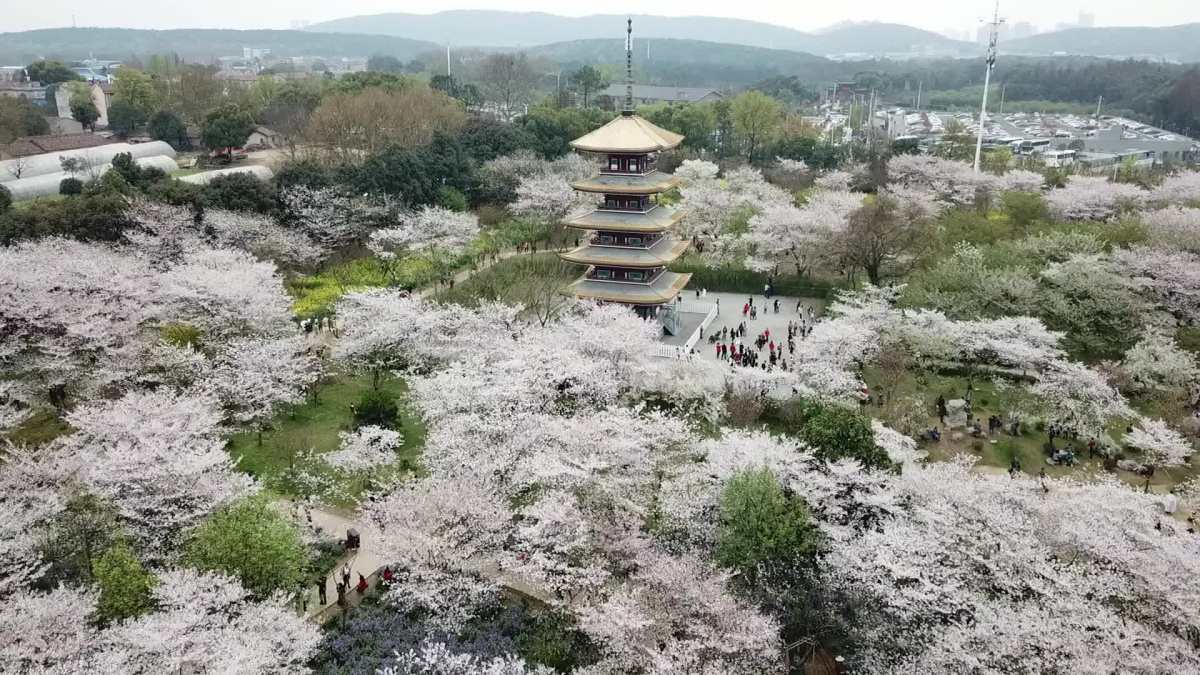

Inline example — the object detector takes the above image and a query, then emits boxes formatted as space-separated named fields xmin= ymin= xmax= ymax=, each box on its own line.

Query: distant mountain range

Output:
xmin=307 ymin=11 xmax=974 ymax=57
xmin=0 ymin=28 xmax=439 ymax=64
xmin=1001 ymin=23 xmax=1200 ymax=62
xmin=527 ymin=38 xmax=850 ymax=87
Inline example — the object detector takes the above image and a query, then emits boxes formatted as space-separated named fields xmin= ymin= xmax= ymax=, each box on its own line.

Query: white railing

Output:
xmin=653 ymin=302 xmax=719 ymax=360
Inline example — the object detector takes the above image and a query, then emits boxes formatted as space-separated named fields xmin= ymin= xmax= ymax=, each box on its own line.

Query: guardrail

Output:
xmin=654 ymin=302 xmax=719 ymax=360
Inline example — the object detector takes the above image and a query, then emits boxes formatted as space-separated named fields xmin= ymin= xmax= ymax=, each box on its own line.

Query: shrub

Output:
xmin=274 ymin=159 xmax=333 ymax=190
xmin=715 ymin=468 xmax=818 ymax=586
xmin=476 ymin=203 xmax=508 ymax=226
xmin=436 ymin=186 xmax=468 ymax=212
xmin=670 ymin=257 xmax=838 ymax=299
xmin=355 ymin=389 xmax=400 ymax=429
xmin=786 ymin=399 xmax=892 ymax=469
xmin=161 ymin=322 xmax=202 ymax=349
xmin=0 ymin=184 xmax=10 ymax=212
xmin=184 ymin=494 xmax=308 ymax=597
xmin=92 ymin=542 xmax=157 ymax=623
xmin=59 ymin=177 xmax=84 ymax=195
xmin=202 ymin=172 xmax=277 ymax=213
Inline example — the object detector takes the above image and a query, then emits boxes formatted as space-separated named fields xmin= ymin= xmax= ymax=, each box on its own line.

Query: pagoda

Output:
xmin=559 ymin=19 xmax=691 ymax=334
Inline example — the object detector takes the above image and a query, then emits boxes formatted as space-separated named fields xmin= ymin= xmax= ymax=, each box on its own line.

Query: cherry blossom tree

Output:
xmin=369 ymin=206 xmax=482 ymax=267
xmin=279 ymin=185 xmax=378 ymax=251
xmin=822 ymin=460 xmax=1200 ymax=673
xmin=0 ymin=443 xmax=68 ymax=597
xmin=510 ymin=172 xmax=592 ymax=224
xmin=1120 ymin=327 xmax=1200 ymax=396
xmin=158 ymin=248 xmax=295 ymax=339
xmin=1031 ymin=361 xmax=1132 ymax=439
xmin=1140 ymin=206 xmax=1200 ymax=252
xmin=324 ymin=425 xmax=403 ymax=472
xmin=0 ymin=586 xmax=99 ymax=671
xmin=1123 ymin=417 xmax=1193 ymax=478
xmin=745 ymin=190 xmax=861 ymax=276
xmin=1045 ymin=175 xmax=1147 ymax=221
xmin=1113 ymin=245 xmax=1200 ymax=324
xmin=1151 ymin=170 xmax=1200 ymax=207
xmin=60 ymin=389 xmax=256 ymax=557
xmin=0 ymin=237 xmax=158 ymax=405
xmin=380 ymin=642 xmax=555 ymax=675
xmin=197 ymin=335 xmax=321 ymax=440
xmin=100 ymin=568 xmax=320 ymax=673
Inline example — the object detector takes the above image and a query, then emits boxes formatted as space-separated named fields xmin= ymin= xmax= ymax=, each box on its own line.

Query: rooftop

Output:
xmin=559 ymin=238 xmax=688 ymax=269
xmin=570 ymin=114 xmax=684 ymax=154
xmin=564 ymin=205 xmax=683 ymax=232
xmin=566 ymin=271 xmax=691 ymax=306
xmin=570 ymin=171 xmax=680 ymax=195
xmin=2 ymin=133 xmax=115 ymax=158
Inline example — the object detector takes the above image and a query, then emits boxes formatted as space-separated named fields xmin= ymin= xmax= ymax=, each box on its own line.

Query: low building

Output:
xmin=597 ymin=84 xmax=722 ymax=110
xmin=0 ymin=81 xmax=47 ymax=102
xmin=1 ymin=133 xmax=115 ymax=160
xmin=244 ymin=126 xmax=281 ymax=150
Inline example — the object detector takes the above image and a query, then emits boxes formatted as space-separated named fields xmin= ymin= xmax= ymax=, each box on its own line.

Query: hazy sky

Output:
xmin=7 ymin=0 xmax=1198 ymax=36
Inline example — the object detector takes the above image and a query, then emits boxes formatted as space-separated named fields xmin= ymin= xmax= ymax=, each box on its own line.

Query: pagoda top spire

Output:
xmin=623 ymin=18 xmax=634 ymax=116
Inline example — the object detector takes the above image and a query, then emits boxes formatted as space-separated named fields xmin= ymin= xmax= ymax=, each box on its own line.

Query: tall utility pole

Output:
xmin=998 ymin=82 xmax=1006 ymax=115
xmin=1095 ymin=95 xmax=1103 ymax=119
xmin=915 ymin=80 xmax=923 ymax=111
xmin=973 ymin=1 xmax=1004 ymax=173
xmin=446 ymin=45 xmax=451 ymax=78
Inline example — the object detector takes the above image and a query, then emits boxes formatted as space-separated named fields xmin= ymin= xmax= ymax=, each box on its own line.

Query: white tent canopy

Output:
xmin=178 ymin=165 xmax=274 ymax=185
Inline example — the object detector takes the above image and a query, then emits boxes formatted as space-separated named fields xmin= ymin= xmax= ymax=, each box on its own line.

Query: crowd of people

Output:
xmin=708 ymin=295 xmax=820 ymax=372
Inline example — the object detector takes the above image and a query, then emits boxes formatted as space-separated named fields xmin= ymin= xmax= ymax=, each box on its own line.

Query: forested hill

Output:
xmin=528 ymin=38 xmax=853 ymax=88
xmin=1003 ymin=24 xmax=1200 ymax=62
xmin=307 ymin=11 xmax=973 ymax=56
xmin=0 ymin=28 xmax=440 ymax=64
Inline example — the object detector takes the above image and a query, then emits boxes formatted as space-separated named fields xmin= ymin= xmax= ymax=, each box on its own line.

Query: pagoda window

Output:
xmin=599 ymin=234 xmax=614 ymax=244
xmin=627 ymin=236 xmax=644 ymax=246
xmin=626 ymin=270 xmax=645 ymax=281
xmin=594 ymin=268 xmax=613 ymax=279
xmin=628 ymin=158 xmax=640 ymax=173
xmin=609 ymin=157 xmax=620 ymax=171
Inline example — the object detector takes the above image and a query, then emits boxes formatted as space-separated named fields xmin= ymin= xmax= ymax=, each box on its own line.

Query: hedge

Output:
xmin=670 ymin=261 xmax=843 ymax=299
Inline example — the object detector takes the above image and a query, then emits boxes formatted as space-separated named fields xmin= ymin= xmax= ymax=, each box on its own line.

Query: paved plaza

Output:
xmin=674 ymin=291 xmax=827 ymax=362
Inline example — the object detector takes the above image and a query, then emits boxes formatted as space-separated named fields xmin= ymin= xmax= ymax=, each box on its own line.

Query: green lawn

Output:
xmin=3 ymin=407 xmax=72 ymax=446
xmin=865 ymin=370 xmax=1199 ymax=490
xmin=225 ymin=371 xmax=425 ymax=505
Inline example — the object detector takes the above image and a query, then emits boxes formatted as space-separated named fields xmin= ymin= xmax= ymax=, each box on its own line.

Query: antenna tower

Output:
xmin=973 ymin=1 xmax=1004 ymax=173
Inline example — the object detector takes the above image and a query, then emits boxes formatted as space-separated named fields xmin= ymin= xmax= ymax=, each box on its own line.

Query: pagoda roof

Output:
xmin=564 ymin=205 xmax=683 ymax=232
xmin=570 ymin=171 xmax=679 ymax=195
xmin=569 ymin=114 xmax=685 ymax=154
xmin=567 ymin=271 xmax=691 ymax=306
xmin=559 ymin=238 xmax=688 ymax=269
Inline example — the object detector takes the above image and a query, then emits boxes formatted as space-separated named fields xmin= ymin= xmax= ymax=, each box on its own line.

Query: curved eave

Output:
xmin=564 ymin=207 xmax=684 ymax=233
xmin=570 ymin=172 xmax=680 ymax=195
xmin=570 ymin=140 xmax=682 ymax=153
xmin=566 ymin=272 xmax=691 ymax=306
xmin=568 ymin=114 xmax=685 ymax=154
xmin=558 ymin=240 xmax=688 ymax=269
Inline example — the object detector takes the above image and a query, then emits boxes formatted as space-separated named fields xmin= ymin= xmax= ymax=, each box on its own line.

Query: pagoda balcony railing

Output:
xmin=596 ymin=202 xmax=659 ymax=214
xmin=586 ymin=267 xmax=666 ymax=285
xmin=589 ymin=234 xmax=663 ymax=249
xmin=599 ymin=160 xmax=658 ymax=176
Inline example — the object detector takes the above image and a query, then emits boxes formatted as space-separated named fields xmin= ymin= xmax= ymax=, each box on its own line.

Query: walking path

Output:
xmin=289 ymin=501 xmax=557 ymax=623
